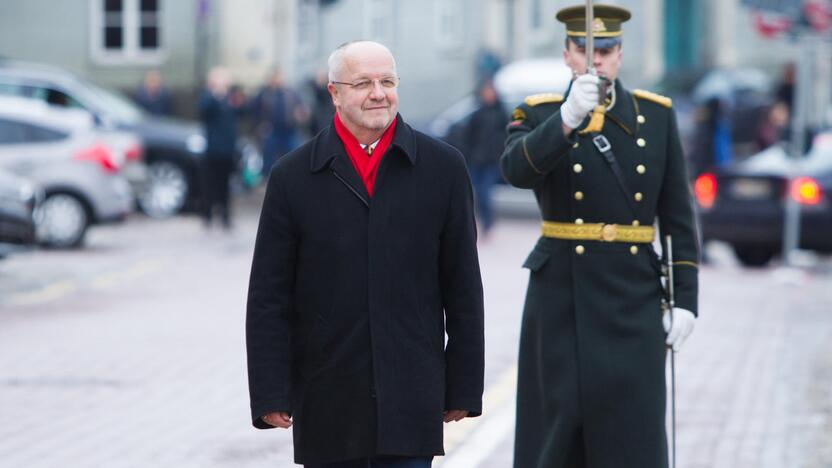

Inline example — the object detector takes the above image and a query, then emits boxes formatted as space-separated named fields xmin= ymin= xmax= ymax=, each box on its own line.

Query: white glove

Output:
xmin=560 ymin=74 xmax=600 ymax=129
xmin=663 ymin=308 xmax=695 ymax=352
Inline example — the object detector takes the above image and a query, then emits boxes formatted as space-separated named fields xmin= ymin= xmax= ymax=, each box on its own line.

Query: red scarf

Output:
xmin=333 ymin=112 xmax=397 ymax=196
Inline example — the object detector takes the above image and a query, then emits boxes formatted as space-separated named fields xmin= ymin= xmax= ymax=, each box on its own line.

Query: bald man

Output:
xmin=246 ymin=41 xmax=485 ymax=468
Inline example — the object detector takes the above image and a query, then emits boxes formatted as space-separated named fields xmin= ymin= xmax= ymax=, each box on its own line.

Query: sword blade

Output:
xmin=585 ymin=0 xmax=594 ymax=74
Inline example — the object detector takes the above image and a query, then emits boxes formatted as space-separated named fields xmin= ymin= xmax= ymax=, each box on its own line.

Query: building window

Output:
xmin=91 ymin=0 xmax=165 ymax=64
xmin=363 ymin=0 xmax=394 ymax=44
xmin=139 ymin=0 xmax=160 ymax=49
xmin=435 ymin=0 xmax=464 ymax=50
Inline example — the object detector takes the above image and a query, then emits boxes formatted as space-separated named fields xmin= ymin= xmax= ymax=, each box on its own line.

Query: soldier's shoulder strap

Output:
xmin=523 ymin=93 xmax=564 ymax=107
xmin=633 ymin=89 xmax=672 ymax=108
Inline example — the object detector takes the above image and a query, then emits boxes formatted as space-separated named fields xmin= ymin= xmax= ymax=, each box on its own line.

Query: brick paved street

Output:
xmin=1 ymin=198 xmax=831 ymax=468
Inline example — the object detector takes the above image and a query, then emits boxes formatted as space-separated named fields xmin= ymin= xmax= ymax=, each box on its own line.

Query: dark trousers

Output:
xmin=304 ymin=456 xmax=432 ymax=468
xmin=201 ymin=157 xmax=234 ymax=227
xmin=468 ymin=164 xmax=499 ymax=234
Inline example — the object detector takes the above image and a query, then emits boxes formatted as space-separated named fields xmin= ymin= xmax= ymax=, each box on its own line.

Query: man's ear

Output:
xmin=327 ymin=83 xmax=340 ymax=107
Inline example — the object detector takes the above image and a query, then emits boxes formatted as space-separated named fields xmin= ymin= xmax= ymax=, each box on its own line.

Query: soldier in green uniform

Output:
xmin=501 ymin=4 xmax=699 ymax=468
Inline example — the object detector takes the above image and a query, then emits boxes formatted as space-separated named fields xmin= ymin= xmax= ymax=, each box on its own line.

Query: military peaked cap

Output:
xmin=556 ymin=4 xmax=631 ymax=48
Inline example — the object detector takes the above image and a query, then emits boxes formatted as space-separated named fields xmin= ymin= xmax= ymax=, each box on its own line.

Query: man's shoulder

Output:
xmin=409 ymin=128 xmax=468 ymax=176
xmin=523 ymin=93 xmax=565 ymax=108
xmin=270 ymin=138 xmax=316 ymax=176
xmin=509 ymin=93 xmax=564 ymax=127
xmin=631 ymin=88 xmax=673 ymax=110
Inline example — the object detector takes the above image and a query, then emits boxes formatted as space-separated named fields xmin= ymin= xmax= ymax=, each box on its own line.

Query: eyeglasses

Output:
xmin=331 ymin=76 xmax=399 ymax=91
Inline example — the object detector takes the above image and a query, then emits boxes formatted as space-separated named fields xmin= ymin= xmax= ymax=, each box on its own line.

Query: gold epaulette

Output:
xmin=524 ymin=93 xmax=564 ymax=107
xmin=633 ymin=89 xmax=672 ymax=108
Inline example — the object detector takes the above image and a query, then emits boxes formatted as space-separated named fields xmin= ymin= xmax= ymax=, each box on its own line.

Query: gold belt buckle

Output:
xmin=600 ymin=224 xmax=618 ymax=242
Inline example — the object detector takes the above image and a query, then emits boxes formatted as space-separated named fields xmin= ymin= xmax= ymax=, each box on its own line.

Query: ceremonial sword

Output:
xmin=665 ymin=234 xmax=677 ymax=468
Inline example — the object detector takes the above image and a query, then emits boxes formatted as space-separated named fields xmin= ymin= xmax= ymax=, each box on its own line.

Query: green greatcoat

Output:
xmin=501 ymin=79 xmax=699 ymax=468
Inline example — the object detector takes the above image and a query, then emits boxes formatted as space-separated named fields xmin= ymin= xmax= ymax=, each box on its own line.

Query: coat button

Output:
xmin=637 ymin=115 xmax=646 ymax=124
xmin=574 ymin=191 xmax=584 ymax=201
xmin=575 ymin=218 xmax=584 ymax=225
xmin=573 ymin=142 xmax=579 ymax=148
xmin=632 ymin=220 xmax=640 ymax=226
xmin=636 ymin=164 xmax=646 ymax=174
xmin=575 ymin=245 xmax=585 ymax=255
xmin=630 ymin=246 xmax=639 ymax=255
xmin=637 ymin=138 xmax=646 ymax=147
xmin=573 ymin=163 xmax=583 ymax=173
xmin=634 ymin=192 xmax=643 ymax=202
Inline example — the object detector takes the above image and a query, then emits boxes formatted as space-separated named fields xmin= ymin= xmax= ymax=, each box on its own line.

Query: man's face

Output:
xmin=563 ymin=40 xmax=622 ymax=81
xmin=328 ymin=44 xmax=399 ymax=133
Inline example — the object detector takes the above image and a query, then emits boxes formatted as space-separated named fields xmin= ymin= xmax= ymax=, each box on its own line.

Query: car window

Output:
xmin=26 ymin=123 xmax=67 ymax=142
xmin=0 ymin=119 xmax=28 ymax=144
xmin=0 ymin=83 xmax=85 ymax=110
xmin=0 ymin=118 xmax=67 ymax=144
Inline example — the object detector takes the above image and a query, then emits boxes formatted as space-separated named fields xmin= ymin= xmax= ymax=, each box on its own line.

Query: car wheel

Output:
xmin=35 ymin=193 xmax=89 ymax=248
xmin=733 ymin=245 xmax=775 ymax=267
xmin=138 ymin=160 xmax=189 ymax=218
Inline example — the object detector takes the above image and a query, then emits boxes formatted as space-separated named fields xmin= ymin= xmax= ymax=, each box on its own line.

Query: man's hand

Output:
xmin=443 ymin=410 xmax=469 ymax=423
xmin=561 ymin=74 xmax=601 ymax=133
xmin=663 ymin=308 xmax=696 ymax=352
xmin=262 ymin=411 xmax=293 ymax=428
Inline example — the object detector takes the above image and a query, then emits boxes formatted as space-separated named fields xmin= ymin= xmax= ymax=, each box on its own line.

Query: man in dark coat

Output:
xmin=462 ymin=79 xmax=508 ymax=236
xmin=246 ymin=40 xmax=485 ymax=468
xmin=250 ymin=68 xmax=308 ymax=175
xmin=500 ymin=5 xmax=698 ymax=468
xmin=198 ymin=67 xmax=243 ymax=229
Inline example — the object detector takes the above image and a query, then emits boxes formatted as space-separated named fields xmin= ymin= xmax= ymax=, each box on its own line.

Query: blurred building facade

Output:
xmin=0 ymin=0 xmax=825 ymax=123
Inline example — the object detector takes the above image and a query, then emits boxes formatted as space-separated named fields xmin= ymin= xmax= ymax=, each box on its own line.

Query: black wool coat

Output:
xmin=246 ymin=114 xmax=485 ymax=465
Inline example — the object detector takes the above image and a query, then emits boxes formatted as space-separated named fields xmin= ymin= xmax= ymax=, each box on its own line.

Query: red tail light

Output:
xmin=125 ymin=142 xmax=143 ymax=162
xmin=791 ymin=177 xmax=822 ymax=205
xmin=694 ymin=172 xmax=717 ymax=208
xmin=74 ymin=143 xmax=118 ymax=173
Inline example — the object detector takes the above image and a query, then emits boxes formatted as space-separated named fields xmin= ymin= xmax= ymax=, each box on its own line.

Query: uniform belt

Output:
xmin=541 ymin=221 xmax=655 ymax=243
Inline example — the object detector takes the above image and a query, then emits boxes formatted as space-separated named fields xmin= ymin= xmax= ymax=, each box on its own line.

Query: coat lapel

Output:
xmin=605 ymin=80 xmax=636 ymax=136
xmin=310 ymin=124 xmax=370 ymax=206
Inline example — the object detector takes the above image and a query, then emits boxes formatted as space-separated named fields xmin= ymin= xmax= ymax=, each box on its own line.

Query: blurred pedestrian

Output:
xmin=250 ymin=68 xmax=307 ymax=175
xmin=246 ymin=40 xmax=484 ymax=468
xmin=134 ymin=70 xmax=173 ymax=116
xmin=306 ymin=69 xmax=336 ymax=136
xmin=462 ymin=79 xmax=508 ymax=236
xmin=755 ymin=101 xmax=790 ymax=151
xmin=775 ymin=63 xmax=795 ymax=112
xmin=689 ymin=97 xmax=732 ymax=178
xmin=197 ymin=67 xmax=242 ymax=230
xmin=501 ymin=4 xmax=699 ymax=467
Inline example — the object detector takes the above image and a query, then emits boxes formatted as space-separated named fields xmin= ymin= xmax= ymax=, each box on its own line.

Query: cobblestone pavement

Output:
xmin=0 ymin=198 xmax=830 ymax=468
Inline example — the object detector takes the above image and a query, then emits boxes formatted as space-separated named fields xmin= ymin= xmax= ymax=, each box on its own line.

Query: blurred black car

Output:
xmin=0 ymin=169 xmax=39 ymax=258
xmin=695 ymin=134 xmax=832 ymax=267
xmin=0 ymin=60 xmax=261 ymax=218
xmin=654 ymin=67 xmax=775 ymax=167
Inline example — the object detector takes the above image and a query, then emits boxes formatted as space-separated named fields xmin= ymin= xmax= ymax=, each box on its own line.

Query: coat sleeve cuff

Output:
xmin=250 ymin=400 xmax=291 ymax=429
xmin=445 ymin=396 xmax=483 ymax=418
xmin=672 ymin=265 xmax=698 ymax=316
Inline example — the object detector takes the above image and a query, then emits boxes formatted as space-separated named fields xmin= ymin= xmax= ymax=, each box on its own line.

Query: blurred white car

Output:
xmin=0 ymin=168 xmax=40 ymax=258
xmin=428 ymin=58 xmax=573 ymax=218
xmin=0 ymin=96 xmax=141 ymax=247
